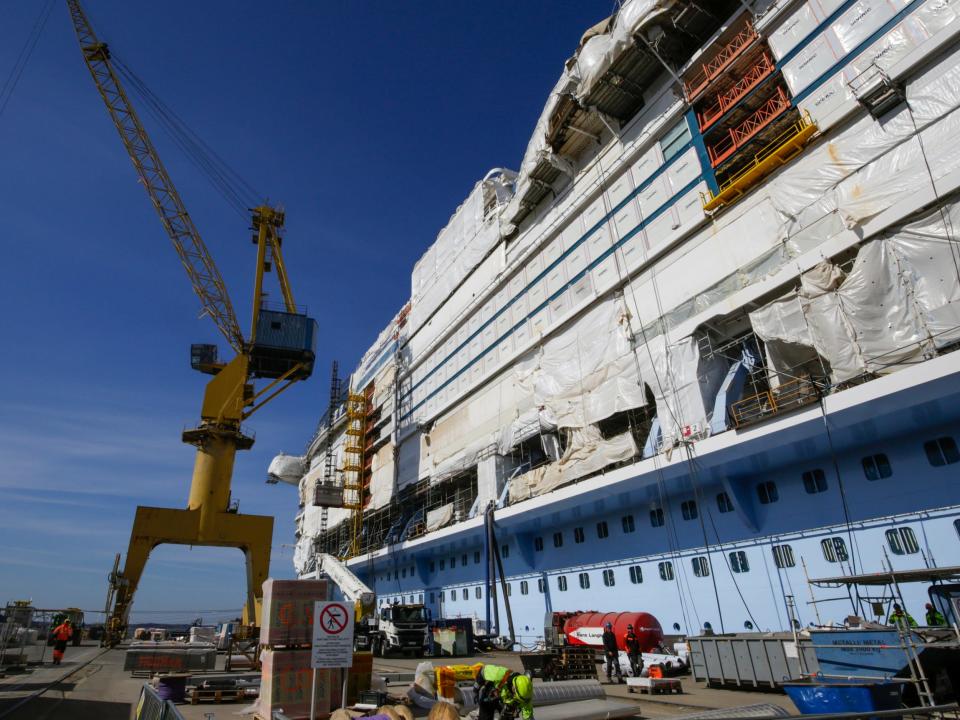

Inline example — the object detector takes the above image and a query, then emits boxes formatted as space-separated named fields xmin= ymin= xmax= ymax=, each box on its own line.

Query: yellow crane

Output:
xmin=66 ymin=0 xmax=317 ymax=644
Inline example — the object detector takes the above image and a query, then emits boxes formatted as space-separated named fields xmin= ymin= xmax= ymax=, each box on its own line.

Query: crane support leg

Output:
xmin=106 ymin=506 xmax=273 ymax=645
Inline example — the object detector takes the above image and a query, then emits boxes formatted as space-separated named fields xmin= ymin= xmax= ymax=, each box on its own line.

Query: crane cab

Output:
xmin=249 ymin=308 xmax=318 ymax=380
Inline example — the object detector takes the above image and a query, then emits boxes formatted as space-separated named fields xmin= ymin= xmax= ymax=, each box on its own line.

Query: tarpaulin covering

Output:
xmin=426 ymin=503 xmax=454 ymax=532
xmin=267 ymin=453 xmax=305 ymax=485
xmin=750 ymin=200 xmax=960 ymax=383
xmin=411 ymin=173 xmax=515 ymax=333
xmin=508 ymin=425 xmax=637 ymax=503
xmin=515 ymin=298 xmax=647 ymax=428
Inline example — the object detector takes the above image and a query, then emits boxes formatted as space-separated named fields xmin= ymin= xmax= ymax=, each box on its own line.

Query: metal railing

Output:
xmin=730 ymin=375 xmax=822 ymax=428
xmin=134 ymin=683 xmax=187 ymax=720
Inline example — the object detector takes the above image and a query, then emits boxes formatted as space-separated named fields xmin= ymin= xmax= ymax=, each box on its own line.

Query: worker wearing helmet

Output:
xmin=473 ymin=664 xmax=534 ymax=720
xmin=624 ymin=623 xmax=643 ymax=677
xmin=602 ymin=622 xmax=622 ymax=683
xmin=50 ymin=619 xmax=73 ymax=665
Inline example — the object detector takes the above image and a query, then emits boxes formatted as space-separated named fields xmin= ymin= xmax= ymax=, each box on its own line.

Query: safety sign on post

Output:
xmin=311 ymin=601 xmax=354 ymax=669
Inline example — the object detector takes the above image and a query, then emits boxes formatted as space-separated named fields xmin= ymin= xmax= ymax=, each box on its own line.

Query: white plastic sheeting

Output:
xmin=509 ymin=425 xmax=637 ymax=503
xmin=410 ymin=172 xmax=515 ymax=333
xmin=267 ymin=453 xmax=305 ymax=485
xmin=425 ymin=504 xmax=454 ymax=532
xmin=515 ymin=297 xmax=647 ymax=428
xmin=750 ymin=200 xmax=960 ymax=383
xmin=768 ymin=43 xmax=960 ymax=241
xmin=576 ymin=1 xmax=671 ymax=101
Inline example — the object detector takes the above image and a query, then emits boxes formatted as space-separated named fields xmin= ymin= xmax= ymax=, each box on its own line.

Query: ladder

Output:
xmin=342 ymin=391 xmax=368 ymax=558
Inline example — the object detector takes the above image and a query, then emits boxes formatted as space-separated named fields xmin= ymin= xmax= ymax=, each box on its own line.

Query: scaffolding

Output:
xmin=342 ymin=390 xmax=368 ymax=559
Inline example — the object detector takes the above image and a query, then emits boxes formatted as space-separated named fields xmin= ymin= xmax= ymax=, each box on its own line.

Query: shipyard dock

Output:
xmin=0 ymin=644 xmax=802 ymax=720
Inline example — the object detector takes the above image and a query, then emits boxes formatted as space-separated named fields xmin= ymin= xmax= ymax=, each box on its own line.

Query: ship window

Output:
xmin=554 ymin=532 xmax=564 ymax=548
xmin=692 ymin=556 xmax=710 ymax=577
xmin=409 ymin=595 xmax=414 ymax=604
xmin=629 ymin=565 xmax=643 ymax=584
xmin=886 ymin=527 xmax=920 ymax=555
xmin=462 ymin=588 xmax=468 ymax=600
xmin=660 ymin=119 xmax=691 ymax=163
xmin=574 ymin=527 xmax=585 ymax=544
xmin=717 ymin=492 xmax=734 ymax=513
xmin=502 ymin=544 xmax=510 ymax=558
xmin=579 ymin=572 xmax=591 ymax=589
xmin=534 ymin=537 xmax=544 ymax=552
xmin=757 ymin=481 xmax=779 ymax=504
xmin=440 ymin=590 xmax=445 ymax=601
xmin=622 ymin=515 xmax=636 ymax=533
xmin=681 ymin=500 xmax=698 ymax=520
xmin=821 ymin=536 xmax=849 ymax=563
xmin=537 ymin=578 xmax=545 ymax=593
xmin=650 ymin=508 xmax=664 ymax=527
xmin=506 ymin=583 xmax=512 ymax=596
xmin=603 ymin=569 xmax=616 ymax=587
xmin=772 ymin=544 xmax=795 ymax=568
xmin=475 ymin=551 xmax=481 ymax=564
xmin=802 ymin=469 xmax=828 ymax=494
xmin=729 ymin=551 xmax=749 ymax=573
xmin=862 ymin=453 xmax=892 ymax=480
xmin=557 ymin=575 xmax=568 ymax=591
xmin=597 ymin=521 xmax=609 ymax=538
xmin=440 ymin=559 xmax=445 ymax=571
xmin=475 ymin=586 xmax=481 ymax=599
xmin=659 ymin=561 xmax=675 ymax=581
xmin=521 ymin=581 xmax=529 ymax=595
xmin=450 ymin=556 xmax=456 ymax=568
xmin=402 ymin=568 xmax=407 ymax=578
xmin=924 ymin=436 xmax=960 ymax=466
xmin=462 ymin=554 xmax=468 ymax=566
xmin=429 ymin=561 xmax=435 ymax=573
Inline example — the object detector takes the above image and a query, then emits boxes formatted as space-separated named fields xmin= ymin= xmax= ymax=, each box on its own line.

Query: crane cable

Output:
xmin=110 ymin=54 xmax=262 ymax=219
xmin=0 ymin=0 xmax=57 ymax=123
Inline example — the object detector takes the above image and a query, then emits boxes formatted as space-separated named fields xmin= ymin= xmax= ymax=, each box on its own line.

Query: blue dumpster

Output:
xmin=782 ymin=676 xmax=906 ymax=716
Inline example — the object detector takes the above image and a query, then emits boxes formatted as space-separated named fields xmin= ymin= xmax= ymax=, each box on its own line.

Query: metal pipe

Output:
xmin=491 ymin=517 xmax=516 ymax=647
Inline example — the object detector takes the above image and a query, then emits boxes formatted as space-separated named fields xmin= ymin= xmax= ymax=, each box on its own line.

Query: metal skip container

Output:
xmin=688 ymin=633 xmax=820 ymax=689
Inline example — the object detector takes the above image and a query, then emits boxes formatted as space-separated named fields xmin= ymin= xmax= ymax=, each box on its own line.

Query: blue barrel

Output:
xmin=782 ymin=677 xmax=906 ymax=716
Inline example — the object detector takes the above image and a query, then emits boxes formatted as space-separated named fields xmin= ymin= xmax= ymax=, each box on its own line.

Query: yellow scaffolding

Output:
xmin=342 ymin=392 xmax=367 ymax=559
xmin=702 ymin=113 xmax=818 ymax=213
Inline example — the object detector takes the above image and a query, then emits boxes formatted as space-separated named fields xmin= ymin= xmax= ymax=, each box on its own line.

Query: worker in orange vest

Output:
xmin=51 ymin=619 xmax=73 ymax=665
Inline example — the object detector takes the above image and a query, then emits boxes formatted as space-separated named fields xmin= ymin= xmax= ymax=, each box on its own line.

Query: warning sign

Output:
xmin=311 ymin=601 xmax=354 ymax=669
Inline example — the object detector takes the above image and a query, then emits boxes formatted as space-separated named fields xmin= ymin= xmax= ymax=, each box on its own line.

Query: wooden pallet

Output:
xmin=191 ymin=687 xmax=243 ymax=704
xmin=626 ymin=677 xmax=683 ymax=695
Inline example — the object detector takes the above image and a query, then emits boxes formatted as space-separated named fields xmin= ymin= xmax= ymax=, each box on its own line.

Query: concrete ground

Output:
xmin=372 ymin=651 xmax=797 ymax=718
xmin=0 ymin=645 xmax=798 ymax=719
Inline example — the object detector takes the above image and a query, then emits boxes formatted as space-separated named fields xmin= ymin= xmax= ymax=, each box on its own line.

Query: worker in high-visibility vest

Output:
xmin=890 ymin=603 xmax=917 ymax=627
xmin=50 ymin=619 xmax=73 ymax=665
xmin=473 ymin=664 xmax=534 ymax=720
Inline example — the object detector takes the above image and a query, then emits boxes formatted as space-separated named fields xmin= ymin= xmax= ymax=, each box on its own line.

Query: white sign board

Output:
xmin=311 ymin=601 xmax=354 ymax=669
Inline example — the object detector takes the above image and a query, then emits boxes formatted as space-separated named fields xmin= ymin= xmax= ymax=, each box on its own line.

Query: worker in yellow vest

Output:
xmin=473 ymin=664 xmax=534 ymax=720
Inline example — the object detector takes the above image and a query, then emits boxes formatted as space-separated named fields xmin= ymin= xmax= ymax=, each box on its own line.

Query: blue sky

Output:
xmin=0 ymin=1 xmax=609 ymax=624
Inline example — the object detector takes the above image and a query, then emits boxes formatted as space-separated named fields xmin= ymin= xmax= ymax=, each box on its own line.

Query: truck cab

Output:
xmin=371 ymin=603 xmax=430 ymax=657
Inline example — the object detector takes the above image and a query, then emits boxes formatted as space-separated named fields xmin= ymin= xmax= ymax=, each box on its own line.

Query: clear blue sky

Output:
xmin=0 ymin=1 xmax=609 ymax=624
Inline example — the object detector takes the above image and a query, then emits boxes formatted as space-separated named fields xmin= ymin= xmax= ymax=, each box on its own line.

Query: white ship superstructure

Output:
xmin=271 ymin=0 xmax=960 ymax=640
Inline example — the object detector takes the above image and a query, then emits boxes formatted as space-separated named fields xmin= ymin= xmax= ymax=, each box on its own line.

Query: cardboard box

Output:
xmin=261 ymin=578 xmax=328 ymax=647
xmin=260 ymin=648 xmax=337 ymax=719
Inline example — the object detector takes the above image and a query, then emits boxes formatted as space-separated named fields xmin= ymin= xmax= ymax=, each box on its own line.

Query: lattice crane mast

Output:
xmin=67 ymin=0 xmax=318 ymax=646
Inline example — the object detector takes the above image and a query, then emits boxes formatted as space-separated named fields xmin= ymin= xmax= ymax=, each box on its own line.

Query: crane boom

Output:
xmin=66 ymin=0 xmax=244 ymax=352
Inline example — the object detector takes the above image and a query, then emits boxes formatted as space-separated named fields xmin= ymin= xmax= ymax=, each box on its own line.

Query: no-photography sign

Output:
xmin=311 ymin=601 xmax=354 ymax=669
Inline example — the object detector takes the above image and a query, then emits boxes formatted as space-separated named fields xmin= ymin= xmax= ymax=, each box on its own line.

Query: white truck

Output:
xmin=316 ymin=553 xmax=431 ymax=657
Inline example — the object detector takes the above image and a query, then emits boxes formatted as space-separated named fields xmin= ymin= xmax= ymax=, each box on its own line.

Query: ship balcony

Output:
xmin=706 ymin=85 xmax=792 ymax=168
xmin=683 ymin=16 xmax=759 ymax=103
xmin=730 ymin=375 xmax=823 ymax=429
xmin=696 ymin=50 xmax=776 ymax=132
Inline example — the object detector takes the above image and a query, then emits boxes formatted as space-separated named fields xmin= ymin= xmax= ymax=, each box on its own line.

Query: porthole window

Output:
xmin=578 ymin=572 xmax=590 ymax=589
xmin=650 ymin=508 xmax=664 ymax=527
xmin=862 ymin=453 xmax=892 ymax=480
xmin=772 ymin=544 xmax=795 ymax=568
xmin=622 ymin=515 xmax=636 ymax=533
xmin=602 ymin=569 xmax=615 ymax=587
xmin=729 ymin=551 xmax=749 ymax=573
xmin=925 ymin=437 xmax=959 ymax=466
xmin=692 ymin=556 xmax=710 ymax=577
xmin=757 ymin=481 xmax=779 ymax=504
xmin=802 ymin=469 xmax=828 ymax=494
xmin=557 ymin=575 xmax=568 ymax=591
xmin=629 ymin=565 xmax=643 ymax=584
xmin=659 ymin=561 xmax=674 ymax=581
xmin=597 ymin=521 xmax=609 ymax=538
xmin=573 ymin=527 xmax=585 ymax=544
xmin=717 ymin=492 xmax=733 ymax=513
xmin=681 ymin=500 xmax=698 ymax=520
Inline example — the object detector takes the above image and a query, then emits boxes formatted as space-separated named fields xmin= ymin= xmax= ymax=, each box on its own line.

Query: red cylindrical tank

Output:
xmin=562 ymin=611 xmax=663 ymax=652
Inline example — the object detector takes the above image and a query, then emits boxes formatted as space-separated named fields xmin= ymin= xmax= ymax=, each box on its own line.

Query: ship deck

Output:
xmin=0 ymin=643 xmax=802 ymax=719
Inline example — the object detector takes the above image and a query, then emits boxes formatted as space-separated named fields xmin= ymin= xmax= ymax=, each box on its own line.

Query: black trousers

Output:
xmin=627 ymin=652 xmax=642 ymax=676
xmin=478 ymin=700 xmax=501 ymax=720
